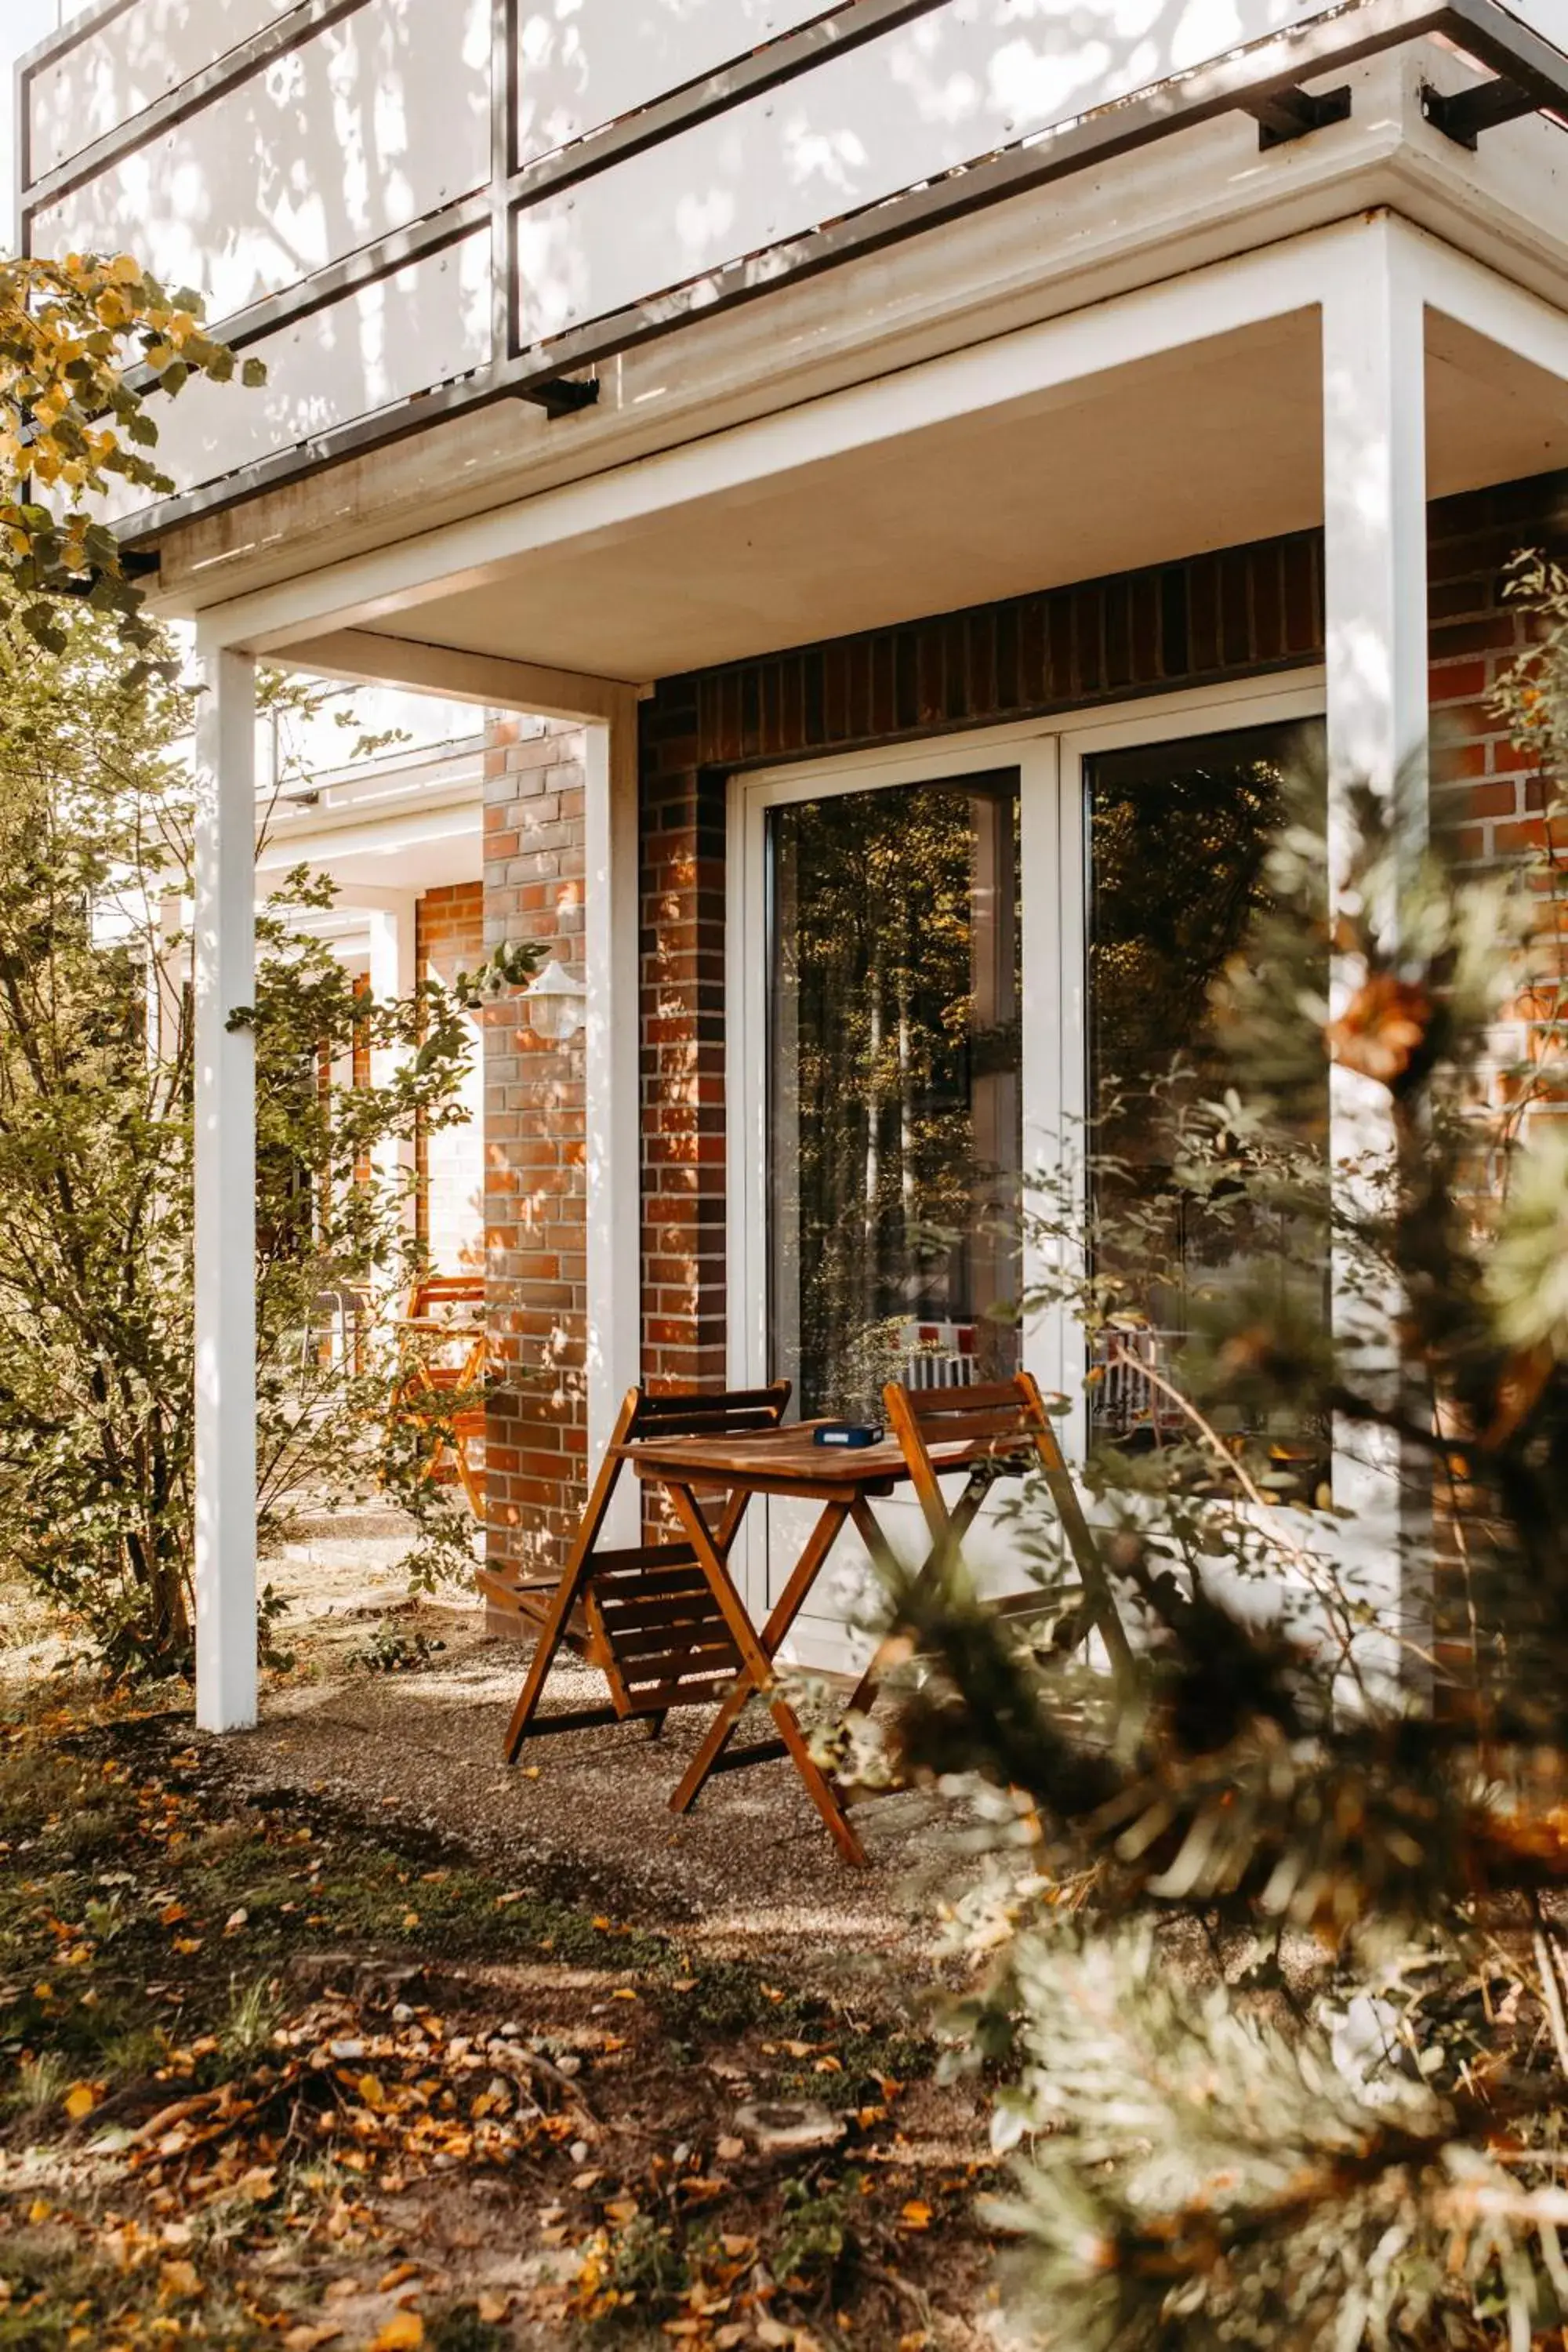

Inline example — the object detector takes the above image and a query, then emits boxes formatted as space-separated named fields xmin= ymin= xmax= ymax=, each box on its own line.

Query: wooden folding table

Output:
xmin=626 ymin=1420 xmax=1018 ymax=1867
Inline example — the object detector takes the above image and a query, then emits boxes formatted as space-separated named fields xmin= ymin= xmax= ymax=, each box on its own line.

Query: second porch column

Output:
xmin=585 ymin=694 xmax=644 ymax=1544
xmin=193 ymin=641 xmax=260 ymax=1732
xmin=367 ymin=894 xmax=418 ymax=1221
xmin=1319 ymin=216 xmax=1431 ymax=1680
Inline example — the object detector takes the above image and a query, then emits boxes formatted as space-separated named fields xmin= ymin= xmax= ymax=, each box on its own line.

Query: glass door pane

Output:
xmin=1085 ymin=717 xmax=1328 ymax=1478
xmin=767 ymin=770 xmax=1022 ymax=1420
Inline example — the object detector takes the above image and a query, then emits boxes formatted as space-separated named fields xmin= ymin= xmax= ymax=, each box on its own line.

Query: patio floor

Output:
xmin=243 ymin=1514 xmax=979 ymax=1989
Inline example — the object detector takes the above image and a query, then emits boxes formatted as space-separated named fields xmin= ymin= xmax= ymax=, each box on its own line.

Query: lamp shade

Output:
xmin=524 ymin=957 xmax=586 ymax=1042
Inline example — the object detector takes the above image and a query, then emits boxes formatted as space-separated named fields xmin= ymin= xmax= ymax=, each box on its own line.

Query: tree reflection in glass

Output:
xmin=768 ymin=772 xmax=1022 ymax=1420
xmin=1086 ymin=720 xmax=1330 ymax=1474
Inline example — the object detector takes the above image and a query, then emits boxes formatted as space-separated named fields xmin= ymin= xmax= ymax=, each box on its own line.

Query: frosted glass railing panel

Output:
xmin=28 ymin=0 xmax=301 ymax=180
xmin=102 ymin=227 xmax=492 ymax=521
xmin=516 ymin=0 xmax=833 ymax=165
xmin=1504 ymin=0 xmax=1568 ymax=42
xmin=514 ymin=0 xmax=1346 ymax=345
xmin=32 ymin=0 xmax=490 ymax=323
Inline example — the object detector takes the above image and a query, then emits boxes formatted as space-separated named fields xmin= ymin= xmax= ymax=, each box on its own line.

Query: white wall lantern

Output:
xmin=524 ymin=956 xmax=587 ymax=1042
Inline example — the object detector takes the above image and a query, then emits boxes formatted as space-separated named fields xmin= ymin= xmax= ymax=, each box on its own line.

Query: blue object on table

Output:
xmin=813 ymin=1422 xmax=884 ymax=1447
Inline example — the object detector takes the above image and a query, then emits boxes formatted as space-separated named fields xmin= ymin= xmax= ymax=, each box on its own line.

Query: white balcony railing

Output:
xmin=16 ymin=0 xmax=1568 ymax=542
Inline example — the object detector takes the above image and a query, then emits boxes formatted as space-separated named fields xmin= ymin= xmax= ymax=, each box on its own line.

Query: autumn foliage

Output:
xmin=0 ymin=251 xmax=260 ymax=666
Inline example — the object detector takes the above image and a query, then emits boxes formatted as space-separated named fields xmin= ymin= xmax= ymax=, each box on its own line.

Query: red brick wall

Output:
xmin=1428 ymin=474 xmax=1565 ymax=870
xmin=415 ymin=881 xmax=485 ymax=1270
xmin=481 ymin=718 xmax=590 ymax=1586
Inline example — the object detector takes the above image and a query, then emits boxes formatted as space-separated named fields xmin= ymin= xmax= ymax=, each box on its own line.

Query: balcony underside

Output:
xmin=256 ymin=296 xmax=1568 ymax=699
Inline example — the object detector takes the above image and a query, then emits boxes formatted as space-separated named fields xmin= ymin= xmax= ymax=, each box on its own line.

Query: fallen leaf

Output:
xmin=371 ymin=2320 xmax=424 ymax=2352
xmin=358 ymin=2074 xmax=387 ymax=2111
xmin=715 ymin=2137 xmax=746 ymax=2162
xmin=160 ymin=2259 xmax=201 ymax=2299
xmin=476 ymin=2293 xmax=510 ymax=2323
xmin=899 ymin=2200 xmax=933 ymax=2231
xmin=158 ymin=1903 xmax=187 ymax=1927
xmin=377 ymin=2263 xmax=422 ymax=2293
xmin=223 ymin=1908 xmax=249 ymax=1934
xmin=670 ymin=1977 xmax=698 ymax=1992
xmin=813 ymin=2056 xmax=844 ymax=2074
xmin=172 ymin=1936 xmax=203 ymax=1955
xmin=63 ymin=2082 xmax=96 ymax=2120
xmin=611 ymin=1987 xmax=637 ymax=2002
xmin=605 ymin=2198 xmax=640 ymax=2224
xmin=284 ymin=2328 xmax=343 ymax=2351
xmin=323 ymin=2278 xmax=361 ymax=2303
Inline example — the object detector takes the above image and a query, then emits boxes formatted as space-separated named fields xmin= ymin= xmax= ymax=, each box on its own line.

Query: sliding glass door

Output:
xmin=1083 ymin=718 xmax=1328 ymax=1486
xmin=731 ymin=687 xmax=1327 ymax=1659
xmin=766 ymin=768 xmax=1023 ymax=1423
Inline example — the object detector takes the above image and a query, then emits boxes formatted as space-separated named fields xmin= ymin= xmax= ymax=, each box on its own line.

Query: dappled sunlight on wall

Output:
xmin=34 ymin=0 xmax=489 ymax=313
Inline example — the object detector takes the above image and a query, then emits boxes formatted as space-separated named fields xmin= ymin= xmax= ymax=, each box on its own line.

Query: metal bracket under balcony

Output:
xmin=1243 ymin=83 xmax=1353 ymax=147
xmin=1420 ymin=74 xmax=1541 ymax=147
xmin=511 ymin=378 xmax=601 ymax=421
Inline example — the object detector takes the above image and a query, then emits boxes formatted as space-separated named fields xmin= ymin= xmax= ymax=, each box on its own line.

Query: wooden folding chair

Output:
xmin=851 ymin=1369 xmax=1134 ymax=1711
xmin=387 ymin=1274 xmax=488 ymax=1519
xmin=502 ymin=1381 xmax=791 ymax=1763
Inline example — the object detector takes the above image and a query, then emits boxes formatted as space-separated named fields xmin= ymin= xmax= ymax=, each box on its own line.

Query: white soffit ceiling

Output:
xmin=357 ymin=310 xmax=1568 ymax=684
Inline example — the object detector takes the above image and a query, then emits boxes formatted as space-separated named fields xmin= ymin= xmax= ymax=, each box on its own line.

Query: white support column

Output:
xmin=1320 ymin=215 xmax=1431 ymax=1689
xmin=585 ymin=693 xmax=644 ymax=1544
xmin=193 ymin=642 xmax=260 ymax=1732
xmin=367 ymin=892 xmax=419 ymax=1221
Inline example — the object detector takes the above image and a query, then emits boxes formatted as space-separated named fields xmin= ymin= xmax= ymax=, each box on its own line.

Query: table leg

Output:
xmin=671 ymin=1496 xmax=850 ymax=1810
xmin=662 ymin=1483 xmax=868 ymax=1868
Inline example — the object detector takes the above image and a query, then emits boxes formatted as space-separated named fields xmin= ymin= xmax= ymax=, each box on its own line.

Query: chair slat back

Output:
xmin=406 ymin=1273 xmax=485 ymax=1318
xmin=882 ymin=1368 xmax=1134 ymax=1682
xmin=623 ymin=1382 xmax=792 ymax=1443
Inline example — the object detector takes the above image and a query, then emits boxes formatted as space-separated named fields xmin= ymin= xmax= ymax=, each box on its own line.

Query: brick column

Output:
xmin=482 ymin=717 xmax=590 ymax=1601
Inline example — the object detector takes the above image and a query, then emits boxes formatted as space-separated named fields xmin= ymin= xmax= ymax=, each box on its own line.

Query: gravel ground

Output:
xmin=231 ymin=1513 xmax=983 ymax=1987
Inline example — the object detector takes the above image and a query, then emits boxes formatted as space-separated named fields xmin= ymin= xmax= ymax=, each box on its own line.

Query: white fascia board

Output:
xmin=258 ymin=797 xmax=481 ymax=873
xmin=1410 ymin=220 xmax=1568 ymax=385
xmin=205 ymin=218 xmax=1364 ymax=659
xmin=273 ymin=627 xmax=637 ymax=721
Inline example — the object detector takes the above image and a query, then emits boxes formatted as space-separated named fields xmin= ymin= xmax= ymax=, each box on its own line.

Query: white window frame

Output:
xmin=726 ymin=668 xmax=1327 ymax=1608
